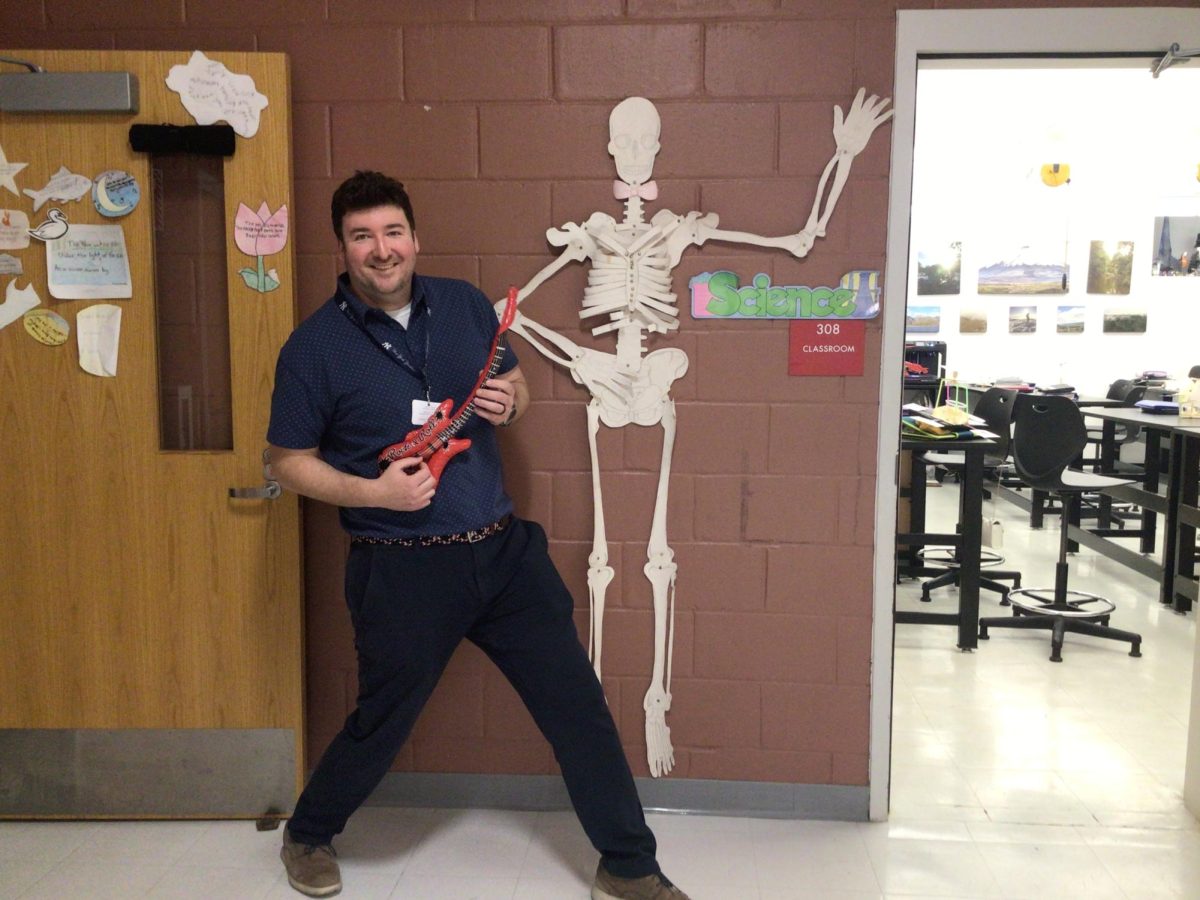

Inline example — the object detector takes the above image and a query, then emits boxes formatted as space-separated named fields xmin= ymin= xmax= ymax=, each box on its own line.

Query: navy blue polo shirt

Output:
xmin=267 ymin=273 xmax=518 ymax=539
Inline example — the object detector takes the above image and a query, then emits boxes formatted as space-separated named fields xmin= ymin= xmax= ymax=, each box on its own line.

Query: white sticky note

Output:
xmin=76 ymin=303 xmax=122 ymax=376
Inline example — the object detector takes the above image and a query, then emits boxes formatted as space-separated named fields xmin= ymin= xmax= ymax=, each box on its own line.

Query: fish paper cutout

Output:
xmin=24 ymin=166 xmax=92 ymax=213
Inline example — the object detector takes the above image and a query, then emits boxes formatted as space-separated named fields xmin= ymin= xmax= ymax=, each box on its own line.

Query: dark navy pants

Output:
xmin=286 ymin=517 xmax=660 ymax=879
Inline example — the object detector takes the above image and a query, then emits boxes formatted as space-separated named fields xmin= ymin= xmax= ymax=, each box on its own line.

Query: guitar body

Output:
xmin=374 ymin=392 xmax=473 ymax=485
xmin=425 ymin=438 xmax=472 ymax=482
xmin=378 ymin=399 xmax=455 ymax=473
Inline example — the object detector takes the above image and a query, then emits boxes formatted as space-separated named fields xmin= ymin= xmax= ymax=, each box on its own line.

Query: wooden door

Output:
xmin=0 ymin=50 xmax=303 ymax=818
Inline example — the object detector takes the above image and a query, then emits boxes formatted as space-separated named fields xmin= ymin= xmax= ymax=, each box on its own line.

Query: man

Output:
xmin=267 ymin=170 xmax=689 ymax=900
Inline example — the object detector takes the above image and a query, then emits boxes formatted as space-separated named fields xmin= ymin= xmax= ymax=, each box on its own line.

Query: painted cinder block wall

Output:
xmin=3 ymin=0 xmax=1188 ymax=788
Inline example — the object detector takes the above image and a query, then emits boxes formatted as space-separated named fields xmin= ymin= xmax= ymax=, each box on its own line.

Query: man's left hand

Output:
xmin=476 ymin=378 xmax=518 ymax=426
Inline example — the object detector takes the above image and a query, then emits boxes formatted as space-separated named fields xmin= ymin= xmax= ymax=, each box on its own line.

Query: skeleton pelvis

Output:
xmin=598 ymin=348 xmax=689 ymax=428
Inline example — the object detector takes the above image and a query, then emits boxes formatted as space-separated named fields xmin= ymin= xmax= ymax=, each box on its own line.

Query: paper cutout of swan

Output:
xmin=28 ymin=207 xmax=69 ymax=242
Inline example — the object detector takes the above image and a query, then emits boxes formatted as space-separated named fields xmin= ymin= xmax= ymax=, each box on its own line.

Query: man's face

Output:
xmin=339 ymin=204 xmax=420 ymax=310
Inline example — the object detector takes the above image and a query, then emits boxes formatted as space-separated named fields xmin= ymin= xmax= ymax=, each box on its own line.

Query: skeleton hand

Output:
xmin=495 ymin=296 xmax=518 ymax=323
xmin=833 ymin=88 xmax=893 ymax=157
xmin=568 ymin=346 xmax=634 ymax=403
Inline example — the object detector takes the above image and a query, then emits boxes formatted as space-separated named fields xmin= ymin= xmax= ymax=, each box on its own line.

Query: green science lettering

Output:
xmin=691 ymin=270 xmax=880 ymax=320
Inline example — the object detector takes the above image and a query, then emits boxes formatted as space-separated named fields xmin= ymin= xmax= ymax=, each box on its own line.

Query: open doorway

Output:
xmin=869 ymin=7 xmax=1200 ymax=823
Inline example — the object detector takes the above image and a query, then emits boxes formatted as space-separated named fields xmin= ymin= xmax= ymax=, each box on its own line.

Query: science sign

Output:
xmin=689 ymin=270 xmax=881 ymax=320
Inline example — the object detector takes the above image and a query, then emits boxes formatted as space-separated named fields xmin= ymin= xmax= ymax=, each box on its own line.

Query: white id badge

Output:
xmin=411 ymin=398 xmax=441 ymax=424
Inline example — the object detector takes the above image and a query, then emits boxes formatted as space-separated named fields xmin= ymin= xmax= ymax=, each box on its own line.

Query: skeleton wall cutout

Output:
xmin=504 ymin=90 xmax=893 ymax=776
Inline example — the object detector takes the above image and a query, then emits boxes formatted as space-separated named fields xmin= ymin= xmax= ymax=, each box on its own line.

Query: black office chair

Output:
xmin=978 ymin=394 xmax=1143 ymax=662
xmin=1084 ymin=378 xmax=1146 ymax=472
xmin=917 ymin=387 xmax=1022 ymax=604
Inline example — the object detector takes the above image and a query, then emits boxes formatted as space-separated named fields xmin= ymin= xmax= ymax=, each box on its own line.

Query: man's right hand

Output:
xmin=374 ymin=455 xmax=436 ymax=510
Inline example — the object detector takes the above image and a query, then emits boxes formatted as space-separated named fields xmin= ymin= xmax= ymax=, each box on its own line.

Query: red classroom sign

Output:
xmin=788 ymin=319 xmax=866 ymax=376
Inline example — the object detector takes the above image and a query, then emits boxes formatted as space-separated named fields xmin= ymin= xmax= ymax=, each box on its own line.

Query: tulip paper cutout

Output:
xmin=234 ymin=201 xmax=287 ymax=293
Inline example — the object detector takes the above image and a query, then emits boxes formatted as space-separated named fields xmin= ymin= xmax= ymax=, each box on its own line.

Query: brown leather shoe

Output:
xmin=592 ymin=863 xmax=690 ymax=899
xmin=280 ymin=831 xmax=341 ymax=897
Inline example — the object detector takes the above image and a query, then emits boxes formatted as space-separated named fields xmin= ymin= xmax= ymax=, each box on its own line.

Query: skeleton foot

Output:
xmin=643 ymin=682 xmax=675 ymax=777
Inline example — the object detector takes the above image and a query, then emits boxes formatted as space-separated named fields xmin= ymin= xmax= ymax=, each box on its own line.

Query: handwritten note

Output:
xmin=23 ymin=308 xmax=70 ymax=346
xmin=77 ymin=304 xmax=122 ymax=376
xmin=165 ymin=50 xmax=269 ymax=139
xmin=46 ymin=224 xmax=132 ymax=300
xmin=0 ymin=209 xmax=30 ymax=250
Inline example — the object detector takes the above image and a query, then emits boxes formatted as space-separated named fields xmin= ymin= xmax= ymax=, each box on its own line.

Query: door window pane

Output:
xmin=151 ymin=154 xmax=232 ymax=451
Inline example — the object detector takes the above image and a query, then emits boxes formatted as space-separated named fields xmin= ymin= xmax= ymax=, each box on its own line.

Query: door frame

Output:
xmin=868 ymin=6 xmax=1200 ymax=821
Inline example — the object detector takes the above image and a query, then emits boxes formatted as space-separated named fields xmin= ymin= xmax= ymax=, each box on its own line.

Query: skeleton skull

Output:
xmin=608 ymin=97 xmax=660 ymax=187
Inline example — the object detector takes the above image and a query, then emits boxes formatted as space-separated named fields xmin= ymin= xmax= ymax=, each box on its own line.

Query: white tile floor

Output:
xmin=1 ymin=483 xmax=1197 ymax=898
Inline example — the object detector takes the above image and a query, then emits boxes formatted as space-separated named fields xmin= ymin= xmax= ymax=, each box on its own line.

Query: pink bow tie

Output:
xmin=613 ymin=180 xmax=658 ymax=201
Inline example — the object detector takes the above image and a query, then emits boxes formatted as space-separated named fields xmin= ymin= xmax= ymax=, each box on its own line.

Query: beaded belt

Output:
xmin=351 ymin=514 xmax=512 ymax=547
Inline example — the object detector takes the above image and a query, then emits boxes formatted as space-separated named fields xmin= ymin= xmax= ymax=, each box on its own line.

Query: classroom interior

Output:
xmin=889 ymin=53 xmax=1200 ymax=898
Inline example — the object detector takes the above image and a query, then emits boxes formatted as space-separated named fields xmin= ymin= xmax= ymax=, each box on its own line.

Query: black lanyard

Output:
xmin=338 ymin=296 xmax=433 ymax=400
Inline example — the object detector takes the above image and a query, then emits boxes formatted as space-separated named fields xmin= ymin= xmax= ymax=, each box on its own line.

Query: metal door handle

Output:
xmin=229 ymin=482 xmax=281 ymax=500
xmin=229 ymin=447 xmax=282 ymax=499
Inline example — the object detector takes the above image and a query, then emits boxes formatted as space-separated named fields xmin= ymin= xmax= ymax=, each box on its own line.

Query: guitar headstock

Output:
xmin=498 ymin=285 xmax=518 ymax=333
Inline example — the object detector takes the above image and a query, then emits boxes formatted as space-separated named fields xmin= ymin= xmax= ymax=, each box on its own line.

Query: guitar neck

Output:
xmin=445 ymin=340 xmax=507 ymax=437
xmin=441 ymin=286 xmax=518 ymax=438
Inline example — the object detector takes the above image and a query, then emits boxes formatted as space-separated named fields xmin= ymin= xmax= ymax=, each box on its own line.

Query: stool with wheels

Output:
xmin=978 ymin=394 xmax=1143 ymax=662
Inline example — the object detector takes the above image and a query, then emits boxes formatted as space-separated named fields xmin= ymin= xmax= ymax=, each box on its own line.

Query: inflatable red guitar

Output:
xmin=377 ymin=285 xmax=518 ymax=483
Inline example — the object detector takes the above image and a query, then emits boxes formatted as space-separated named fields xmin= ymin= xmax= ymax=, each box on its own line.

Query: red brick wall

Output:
xmin=4 ymin=0 xmax=1189 ymax=788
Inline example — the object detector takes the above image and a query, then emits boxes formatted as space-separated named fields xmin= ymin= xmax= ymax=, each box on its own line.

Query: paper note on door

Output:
xmin=0 ymin=279 xmax=39 ymax=331
xmin=166 ymin=50 xmax=269 ymax=139
xmin=0 ymin=209 xmax=30 ymax=250
xmin=46 ymin=224 xmax=132 ymax=300
xmin=76 ymin=303 xmax=122 ymax=376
